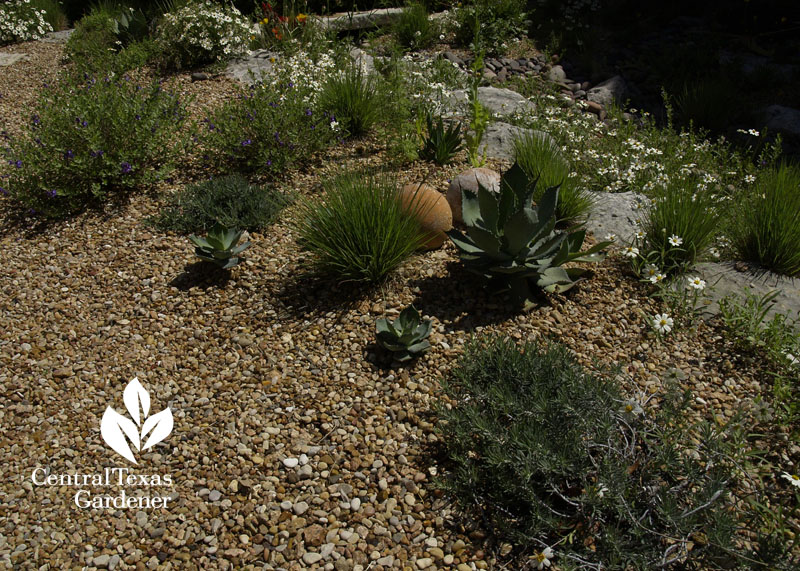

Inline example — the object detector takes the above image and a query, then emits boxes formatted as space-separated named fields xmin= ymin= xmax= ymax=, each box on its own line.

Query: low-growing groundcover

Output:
xmin=148 ymin=174 xmax=292 ymax=234
xmin=3 ymin=73 xmax=190 ymax=217
xmin=436 ymin=336 xmax=795 ymax=569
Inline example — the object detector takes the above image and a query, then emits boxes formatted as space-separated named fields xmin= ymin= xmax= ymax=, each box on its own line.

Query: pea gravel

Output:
xmin=1 ymin=37 xmax=797 ymax=571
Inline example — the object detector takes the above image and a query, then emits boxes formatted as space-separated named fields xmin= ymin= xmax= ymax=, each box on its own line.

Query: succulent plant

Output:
xmin=419 ymin=112 xmax=463 ymax=165
xmin=376 ymin=305 xmax=432 ymax=363
xmin=189 ymin=222 xmax=250 ymax=269
xmin=447 ymin=162 xmax=611 ymax=306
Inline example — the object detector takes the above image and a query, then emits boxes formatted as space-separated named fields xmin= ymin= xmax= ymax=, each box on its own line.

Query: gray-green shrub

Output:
xmin=437 ymin=335 xmax=792 ymax=568
xmin=148 ymin=174 xmax=291 ymax=234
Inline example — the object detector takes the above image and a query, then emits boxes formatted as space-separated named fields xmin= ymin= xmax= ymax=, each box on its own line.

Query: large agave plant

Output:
xmin=447 ymin=162 xmax=611 ymax=306
xmin=189 ymin=222 xmax=251 ymax=269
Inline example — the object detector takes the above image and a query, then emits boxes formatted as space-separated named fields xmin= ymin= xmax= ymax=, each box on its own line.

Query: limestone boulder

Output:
xmin=446 ymin=168 xmax=501 ymax=224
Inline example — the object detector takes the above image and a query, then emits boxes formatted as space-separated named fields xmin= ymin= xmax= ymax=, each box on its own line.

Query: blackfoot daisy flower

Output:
xmin=781 ymin=472 xmax=800 ymax=488
xmin=668 ymin=234 xmax=683 ymax=247
xmin=623 ymin=246 xmax=639 ymax=258
xmin=532 ymin=547 xmax=554 ymax=569
xmin=687 ymin=276 xmax=706 ymax=290
xmin=653 ymin=313 xmax=673 ymax=334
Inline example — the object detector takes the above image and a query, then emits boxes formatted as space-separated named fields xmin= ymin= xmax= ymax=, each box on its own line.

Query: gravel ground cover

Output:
xmin=1 ymin=39 xmax=797 ymax=570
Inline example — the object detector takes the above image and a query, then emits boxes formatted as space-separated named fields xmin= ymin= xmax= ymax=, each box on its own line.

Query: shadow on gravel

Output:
xmin=408 ymin=261 xmax=549 ymax=331
xmin=170 ymin=262 xmax=233 ymax=290
xmin=275 ymin=270 xmax=371 ymax=319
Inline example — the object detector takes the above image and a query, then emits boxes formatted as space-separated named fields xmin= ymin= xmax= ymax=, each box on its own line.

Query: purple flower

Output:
xmin=64 ymin=150 xmax=74 ymax=160
xmin=0 ymin=187 xmax=7 ymax=196
xmin=121 ymin=162 xmax=132 ymax=174
xmin=32 ymin=114 xmax=40 ymax=125
xmin=10 ymin=159 xmax=22 ymax=168
xmin=46 ymin=189 xmax=57 ymax=198
xmin=135 ymin=114 xmax=141 ymax=120
xmin=266 ymin=160 xmax=272 ymax=166
xmin=90 ymin=150 xmax=104 ymax=158
xmin=305 ymin=108 xmax=312 ymax=116
xmin=241 ymin=139 xmax=252 ymax=146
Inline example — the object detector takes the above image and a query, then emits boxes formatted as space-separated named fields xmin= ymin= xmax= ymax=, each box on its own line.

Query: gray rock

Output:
xmin=478 ymin=122 xmax=550 ymax=161
xmin=318 ymin=8 xmax=404 ymax=31
xmin=93 ymin=554 xmax=110 ymax=568
xmin=587 ymin=75 xmax=629 ymax=107
xmin=584 ymin=191 xmax=649 ymax=244
xmin=350 ymin=47 xmax=375 ymax=74
xmin=40 ymin=29 xmax=73 ymax=43
xmin=191 ymin=72 xmax=209 ymax=82
xmin=546 ymin=65 xmax=567 ymax=83
xmin=208 ymin=490 xmax=222 ymax=501
xmin=225 ymin=52 xmax=275 ymax=85
xmin=303 ymin=552 xmax=323 ymax=564
xmin=446 ymin=87 xmax=534 ymax=118
xmin=760 ymin=105 xmax=800 ymax=138
xmin=447 ymin=168 xmax=501 ymax=224
xmin=696 ymin=263 xmax=800 ymax=322
xmin=0 ymin=54 xmax=29 ymax=67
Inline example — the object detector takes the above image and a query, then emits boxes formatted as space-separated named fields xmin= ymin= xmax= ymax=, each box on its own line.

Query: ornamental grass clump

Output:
xmin=730 ymin=163 xmax=800 ymax=277
xmin=513 ymin=130 xmax=594 ymax=225
xmin=3 ymin=73 xmax=190 ymax=218
xmin=640 ymin=176 xmax=721 ymax=273
xmin=199 ymin=79 xmax=336 ymax=176
xmin=393 ymin=2 xmax=436 ymax=51
xmin=294 ymin=171 xmax=429 ymax=283
xmin=318 ymin=63 xmax=383 ymax=137
xmin=148 ymin=174 xmax=291 ymax=234
xmin=437 ymin=335 xmax=792 ymax=568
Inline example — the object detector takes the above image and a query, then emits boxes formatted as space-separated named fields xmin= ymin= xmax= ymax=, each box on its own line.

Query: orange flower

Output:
xmin=296 ymin=13 xmax=308 ymax=24
xmin=272 ymin=27 xmax=282 ymax=40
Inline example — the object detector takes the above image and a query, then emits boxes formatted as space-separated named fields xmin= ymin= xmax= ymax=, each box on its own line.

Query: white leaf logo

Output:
xmin=101 ymin=377 xmax=173 ymax=464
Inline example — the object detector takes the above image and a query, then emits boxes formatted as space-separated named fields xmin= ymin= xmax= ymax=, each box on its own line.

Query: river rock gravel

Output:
xmin=1 ymin=36 xmax=796 ymax=571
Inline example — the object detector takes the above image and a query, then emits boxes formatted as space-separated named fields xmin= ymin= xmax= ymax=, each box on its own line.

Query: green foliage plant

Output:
xmin=199 ymin=78 xmax=336 ymax=176
xmin=512 ymin=129 xmax=594 ymax=225
xmin=451 ymin=0 xmax=526 ymax=56
xmin=393 ymin=2 xmax=436 ymax=51
xmin=318 ymin=62 xmax=383 ymax=137
xmin=465 ymin=55 xmax=489 ymax=168
xmin=0 ymin=0 xmax=53 ymax=45
xmin=419 ymin=112 xmax=463 ymax=165
xmin=30 ymin=0 xmax=67 ymax=32
xmin=376 ymin=305 xmax=432 ymax=362
xmin=730 ymin=163 xmax=800 ymax=277
xmin=155 ymin=0 xmax=251 ymax=70
xmin=3 ymin=73 xmax=191 ymax=218
xmin=436 ymin=335 xmax=793 ymax=569
xmin=148 ymin=174 xmax=291 ymax=234
xmin=447 ymin=162 xmax=611 ymax=306
xmin=293 ymin=171 xmax=428 ymax=283
xmin=189 ymin=222 xmax=251 ymax=269
xmin=640 ymin=176 xmax=722 ymax=274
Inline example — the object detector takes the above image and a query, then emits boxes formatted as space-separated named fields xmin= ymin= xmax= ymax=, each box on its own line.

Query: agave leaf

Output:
xmin=566 ymin=240 xmax=613 ymax=263
xmin=393 ymin=351 xmax=413 ymax=363
xmin=376 ymin=318 xmax=397 ymax=337
xmin=229 ymin=241 xmax=251 ymax=256
xmin=189 ymin=235 xmax=212 ymax=249
xmin=194 ymin=249 xmax=216 ymax=262
xmin=414 ymin=320 xmax=432 ymax=339
xmin=501 ymin=162 xmax=532 ymax=207
xmin=528 ymin=231 xmax=566 ymax=259
xmin=461 ymin=188 xmax=482 ymax=227
xmin=406 ymin=340 xmax=431 ymax=355
xmin=466 ymin=226 xmax=503 ymax=257
xmin=537 ymin=185 xmax=560 ymax=225
xmin=447 ymin=229 xmax=484 ymax=254
xmin=477 ymin=185 xmax=499 ymax=233
xmin=503 ymin=208 xmax=539 ymax=254
xmin=398 ymin=305 xmax=419 ymax=332
xmin=564 ymin=228 xmax=587 ymax=253
xmin=379 ymin=339 xmax=408 ymax=352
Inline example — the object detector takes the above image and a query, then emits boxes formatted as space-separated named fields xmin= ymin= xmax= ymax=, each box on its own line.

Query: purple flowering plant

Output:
xmin=198 ymin=77 xmax=333 ymax=176
xmin=2 ymin=72 xmax=192 ymax=217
